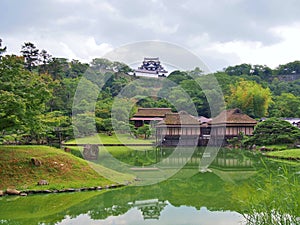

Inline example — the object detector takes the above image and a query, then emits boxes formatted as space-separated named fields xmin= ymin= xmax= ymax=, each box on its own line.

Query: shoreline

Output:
xmin=0 ymin=183 xmax=125 ymax=197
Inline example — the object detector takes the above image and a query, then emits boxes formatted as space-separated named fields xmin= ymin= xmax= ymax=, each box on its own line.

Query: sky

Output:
xmin=1 ymin=0 xmax=300 ymax=72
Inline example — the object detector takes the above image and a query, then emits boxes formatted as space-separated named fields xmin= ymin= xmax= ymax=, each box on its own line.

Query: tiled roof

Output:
xmin=158 ymin=111 xmax=200 ymax=125
xmin=133 ymin=108 xmax=172 ymax=117
xmin=210 ymin=108 xmax=257 ymax=125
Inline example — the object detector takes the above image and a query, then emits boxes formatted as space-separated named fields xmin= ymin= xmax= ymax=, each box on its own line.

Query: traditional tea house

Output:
xmin=156 ymin=111 xmax=201 ymax=146
xmin=209 ymin=108 xmax=257 ymax=144
xmin=130 ymin=108 xmax=172 ymax=127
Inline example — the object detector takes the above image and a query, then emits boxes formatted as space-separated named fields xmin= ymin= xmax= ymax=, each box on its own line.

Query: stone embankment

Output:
xmin=0 ymin=184 xmax=124 ymax=197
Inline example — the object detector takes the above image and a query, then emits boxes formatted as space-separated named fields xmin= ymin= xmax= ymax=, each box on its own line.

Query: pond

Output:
xmin=0 ymin=149 xmax=299 ymax=225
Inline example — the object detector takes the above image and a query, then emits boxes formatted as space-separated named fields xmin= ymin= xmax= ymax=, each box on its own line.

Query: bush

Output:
xmin=247 ymin=118 xmax=300 ymax=145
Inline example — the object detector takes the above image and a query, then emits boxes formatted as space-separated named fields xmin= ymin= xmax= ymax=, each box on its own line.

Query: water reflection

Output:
xmin=0 ymin=150 xmax=299 ymax=225
xmin=58 ymin=205 xmax=245 ymax=225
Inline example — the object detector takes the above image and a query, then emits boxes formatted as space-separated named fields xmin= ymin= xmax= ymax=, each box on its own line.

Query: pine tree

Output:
xmin=21 ymin=42 xmax=39 ymax=71
xmin=0 ymin=38 xmax=7 ymax=60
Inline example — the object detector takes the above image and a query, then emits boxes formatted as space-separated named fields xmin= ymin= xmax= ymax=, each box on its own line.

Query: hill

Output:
xmin=0 ymin=145 xmax=133 ymax=191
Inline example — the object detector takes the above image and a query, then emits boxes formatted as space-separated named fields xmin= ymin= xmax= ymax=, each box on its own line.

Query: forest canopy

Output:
xmin=1 ymin=39 xmax=300 ymax=144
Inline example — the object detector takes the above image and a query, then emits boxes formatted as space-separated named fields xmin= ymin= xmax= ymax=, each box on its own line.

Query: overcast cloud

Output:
xmin=1 ymin=0 xmax=300 ymax=71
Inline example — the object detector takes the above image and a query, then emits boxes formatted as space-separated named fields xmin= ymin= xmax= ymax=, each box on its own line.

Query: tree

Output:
xmin=275 ymin=61 xmax=300 ymax=75
xmin=45 ymin=57 xmax=69 ymax=80
xmin=0 ymin=55 xmax=52 ymax=143
xmin=91 ymin=58 xmax=113 ymax=70
xmin=38 ymin=49 xmax=52 ymax=74
xmin=247 ymin=118 xmax=300 ymax=145
xmin=269 ymin=93 xmax=300 ymax=117
xmin=227 ymin=79 xmax=272 ymax=118
xmin=0 ymin=38 xmax=7 ymax=59
xmin=137 ymin=124 xmax=152 ymax=139
xmin=66 ymin=59 xmax=89 ymax=78
xmin=225 ymin=63 xmax=252 ymax=76
xmin=21 ymin=42 xmax=40 ymax=71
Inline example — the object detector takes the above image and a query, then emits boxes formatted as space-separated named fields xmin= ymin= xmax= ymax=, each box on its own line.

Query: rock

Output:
xmin=259 ymin=146 xmax=272 ymax=151
xmin=37 ymin=180 xmax=49 ymax=185
xmin=96 ymin=186 xmax=102 ymax=190
xmin=31 ymin=158 xmax=42 ymax=166
xmin=42 ymin=190 xmax=52 ymax=194
xmin=64 ymin=147 xmax=71 ymax=152
xmin=6 ymin=188 xmax=21 ymax=195
xmin=0 ymin=190 xmax=4 ymax=196
xmin=20 ymin=192 xmax=28 ymax=196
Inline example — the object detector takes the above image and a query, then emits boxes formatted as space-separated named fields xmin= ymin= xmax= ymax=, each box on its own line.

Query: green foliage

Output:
xmin=73 ymin=113 xmax=96 ymax=137
xmin=2 ymin=39 xmax=300 ymax=145
xmin=248 ymin=118 xmax=300 ymax=145
xmin=227 ymin=79 xmax=272 ymax=118
xmin=239 ymin=163 xmax=300 ymax=225
xmin=137 ymin=124 xmax=152 ymax=139
xmin=0 ymin=55 xmax=52 ymax=143
xmin=275 ymin=60 xmax=300 ymax=75
xmin=269 ymin=93 xmax=300 ymax=117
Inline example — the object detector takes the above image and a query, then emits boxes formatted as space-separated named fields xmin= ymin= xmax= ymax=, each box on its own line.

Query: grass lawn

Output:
xmin=266 ymin=149 xmax=300 ymax=159
xmin=0 ymin=145 xmax=134 ymax=191
xmin=65 ymin=133 xmax=155 ymax=145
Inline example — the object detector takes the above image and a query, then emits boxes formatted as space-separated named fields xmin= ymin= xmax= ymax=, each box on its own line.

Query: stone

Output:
xmin=6 ymin=188 xmax=21 ymax=195
xmin=37 ymin=180 xmax=49 ymax=185
xmin=83 ymin=145 xmax=99 ymax=160
xmin=20 ymin=192 xmax=28 ymax=196
xmin=31 ymin=157 xmax=42 ymax=166
xmin=0 ymin=190 xmax=4 ymax=196
xmin=64 ymin=147 xmax=71 ymax=153
xmin=65 ymin=188 xmax=76 ymax=192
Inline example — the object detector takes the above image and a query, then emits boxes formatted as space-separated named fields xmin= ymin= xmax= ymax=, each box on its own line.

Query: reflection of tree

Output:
xmin=1 ymin=155 xmax=299 ymax=224
xmin=89 ymin=205 xmax=131 ymax=220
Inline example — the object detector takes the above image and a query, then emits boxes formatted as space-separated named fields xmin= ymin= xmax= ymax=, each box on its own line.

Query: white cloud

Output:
xmin=208 ymin=23 xmax=300 ymax=69
xmin=2 ymin=0 xmax=300 ymax=70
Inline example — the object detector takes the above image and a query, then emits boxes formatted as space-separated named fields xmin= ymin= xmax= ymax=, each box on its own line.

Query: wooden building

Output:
xmin=156 ymin=111 xmax=201 ymax=146
xmin=130 ymin=108 xmax=172 ymax=127
xmin=209 ymin=108 xmax=257 ymax=144
xmin=154 ymin=108 xmax=257 ymax=147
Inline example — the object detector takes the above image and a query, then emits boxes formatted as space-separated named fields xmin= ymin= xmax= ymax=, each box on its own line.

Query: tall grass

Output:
xmin=241 ymin=159 xmax=300 ymax=225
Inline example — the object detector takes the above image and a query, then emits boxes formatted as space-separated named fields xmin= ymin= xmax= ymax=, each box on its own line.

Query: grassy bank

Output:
xmin=265 ymin=149 xmax=300 ymax=160
xmin=65 ymin=133 xmax=154 ymax=145
xmin=0 ymin=145 xmax=133 ymax=191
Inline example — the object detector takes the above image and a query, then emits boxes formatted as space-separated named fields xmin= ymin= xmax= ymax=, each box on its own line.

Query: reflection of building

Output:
xmin=156 ymin=111 xmax=201 ymax=146
xmin=130 ymin=108 xmax=172 ymax=127
xmin=134 ymin=57 xmax=168 ymax=77
xmin=131 ymin=199 xmax=167 ymax=220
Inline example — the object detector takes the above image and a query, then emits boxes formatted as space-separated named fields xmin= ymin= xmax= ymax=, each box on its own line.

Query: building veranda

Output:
xmin=152 ymin=108 xmax=257 ymax=147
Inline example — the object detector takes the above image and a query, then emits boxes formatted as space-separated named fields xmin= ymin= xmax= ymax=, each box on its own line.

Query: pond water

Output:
xmin=0 ymin=150 xmax=299 ymax=225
